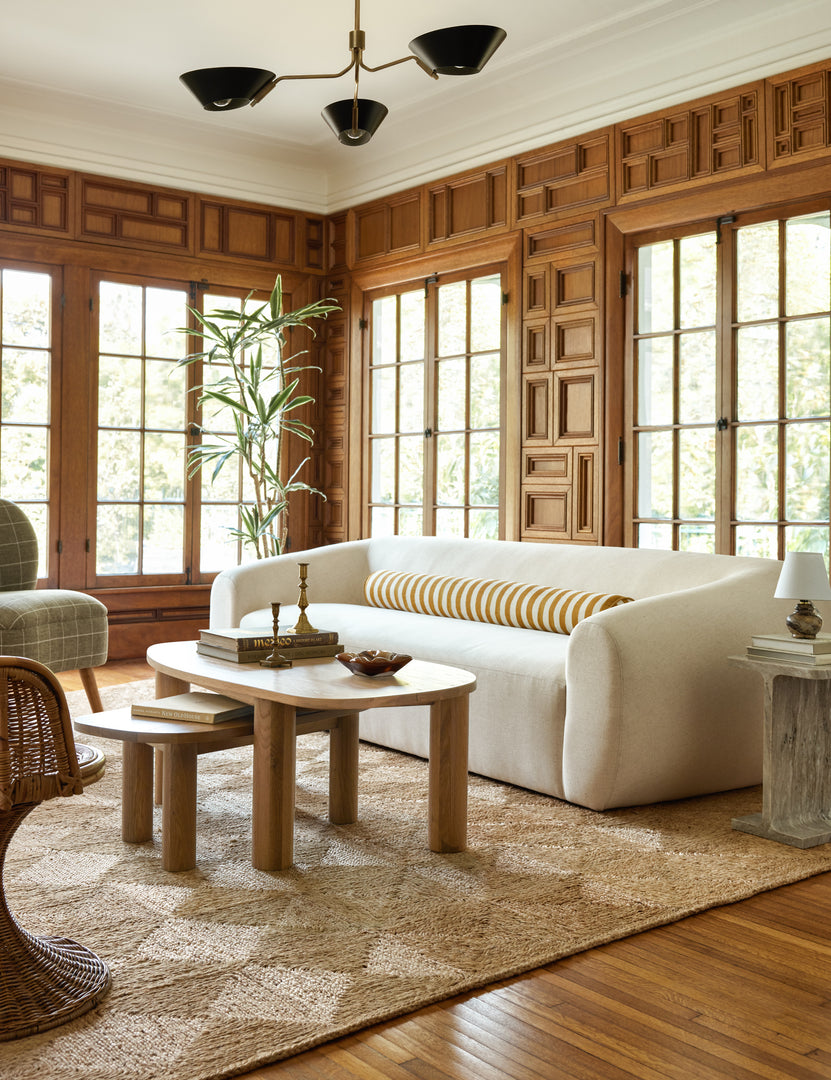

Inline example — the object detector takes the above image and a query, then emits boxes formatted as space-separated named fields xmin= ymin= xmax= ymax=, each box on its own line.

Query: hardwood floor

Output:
xmin=63 ymin=661 xmax=831 ymax=1080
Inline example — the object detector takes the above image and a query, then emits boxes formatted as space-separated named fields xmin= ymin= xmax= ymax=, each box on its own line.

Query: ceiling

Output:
xmin=2 ymin=0 xmax=831 ymax=215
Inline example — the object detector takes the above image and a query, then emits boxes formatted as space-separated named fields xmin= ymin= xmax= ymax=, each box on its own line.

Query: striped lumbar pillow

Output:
xmin=364 ymin=569 xmax=632 ymax=635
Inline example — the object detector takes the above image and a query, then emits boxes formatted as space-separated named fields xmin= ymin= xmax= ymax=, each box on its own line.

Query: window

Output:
xmin=628 ymin=207 xmax=831 ymax=562
xmin=366 ymin=269 xmax=505 ymax=539
xmin=0 ymin=265 xmax=57 ymax=581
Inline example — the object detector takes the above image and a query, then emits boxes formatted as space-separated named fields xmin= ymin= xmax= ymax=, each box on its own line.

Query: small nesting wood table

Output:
xmin=140 ymin=641 xmax=476 ymax=871
xmin=729 ymin=655 xmax=831 ymax=848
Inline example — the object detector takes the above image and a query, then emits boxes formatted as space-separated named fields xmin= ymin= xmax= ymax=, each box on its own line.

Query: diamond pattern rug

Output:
xmin=2 ymin=679 xmax=831 ymax=1079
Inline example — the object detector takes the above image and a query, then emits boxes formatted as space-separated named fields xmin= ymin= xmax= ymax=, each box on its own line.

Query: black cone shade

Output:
xmin=180 ymin=67 xmax=276 ymax=111
xmin=408 ymin=25 xmax=506 ymax=75
xmin=321 ymin=99 xmax=388 ymax=146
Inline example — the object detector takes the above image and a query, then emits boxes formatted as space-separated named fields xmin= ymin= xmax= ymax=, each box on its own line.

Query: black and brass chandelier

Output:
xmin=180 ymin=2 xmax=506 ymax=146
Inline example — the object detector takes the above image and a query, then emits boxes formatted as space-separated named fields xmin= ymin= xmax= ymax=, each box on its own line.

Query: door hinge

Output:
xmin=424 ymin=273 xmax=439 ymax=296
xmin=619 ymin=271 xmax=628 ymax=298
xmin=359 ymin=317 xmax=368 ymax=330
xmin=717 ymin=416 xmax=730 ymax=431
xmin=89 ymin=297 xmax=94 ymax=312
xmin=502 ymin=291 xmax=509 ymax=305
xmin=716 ymin=215 xmax=736 ymax=244
xmin=424 ymin=427 xmax=433 ymax=438
xmin=617 ymin=437 xmax=625 ymax=465
xmin=85 ymin=539 xmax=91 ymax=552
xmin=56 ymin=539 xmax=63 ymax=554
xmin=185 ymin=566 xmax=191 ymax=585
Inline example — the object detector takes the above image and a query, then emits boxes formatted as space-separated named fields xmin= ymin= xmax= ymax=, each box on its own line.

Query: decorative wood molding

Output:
xmin=426 ymin=163 xmax=509 ymax=248
xmin=0 ymin=161 xmax=72 ymax=235
xmin=767 ymin=62 xmax=831 ymax=168
xmin=79 ymin=175 xmax=192 ymax=252
xmin=513 ymin=131 xmax=612 ymax=228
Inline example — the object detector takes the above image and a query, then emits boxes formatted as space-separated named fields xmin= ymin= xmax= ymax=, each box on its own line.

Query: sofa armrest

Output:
xmin=209 ymin=540 xmax=372 ymax=628
xmin=561 ymin=566 xmax=781 ymax=809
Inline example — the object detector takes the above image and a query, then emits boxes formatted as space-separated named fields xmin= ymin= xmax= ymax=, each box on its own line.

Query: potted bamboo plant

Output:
xmin=178 ymin=277 xmax=339 ymax=559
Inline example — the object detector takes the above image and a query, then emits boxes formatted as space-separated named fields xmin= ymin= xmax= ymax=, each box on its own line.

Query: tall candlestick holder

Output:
xmin=290 ymin=562 xmax=319 ymax=634
xmin=260 ymin=602 xmax=292 ymax=668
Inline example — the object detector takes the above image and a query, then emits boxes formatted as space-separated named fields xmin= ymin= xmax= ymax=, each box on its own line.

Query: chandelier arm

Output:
xmin=249 ymin=57 xmax=358 ymax=105
xmin=359 ymin=53 xmax=439 ymax=79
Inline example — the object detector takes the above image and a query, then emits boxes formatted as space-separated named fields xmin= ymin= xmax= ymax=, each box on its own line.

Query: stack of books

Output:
xmin=747 ymin=633 xmax=831 ymax=665
xmin=131 ymin=692 xmax=254 ymax=724
xmin=197 ymin=626 xmax=341 ymax=663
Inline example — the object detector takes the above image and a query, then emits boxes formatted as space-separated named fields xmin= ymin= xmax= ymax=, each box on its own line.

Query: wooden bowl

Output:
xmin=336 ymin=650 xmax=413 ymax=677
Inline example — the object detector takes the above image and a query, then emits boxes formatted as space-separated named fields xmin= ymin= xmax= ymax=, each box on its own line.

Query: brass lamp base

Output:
xmin=786 ymin=600 xmax=823 ymax=639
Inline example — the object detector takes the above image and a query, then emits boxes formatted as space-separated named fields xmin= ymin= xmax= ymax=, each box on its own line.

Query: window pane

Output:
xmin=2 ymin=270 xmax=50 ymax=348
xmin=735 ymin=524 xmax=778 ymax=559
xmin=785 ymin=422 xmax=830 ymax=520
xmin=144 ymin=432 xmax=185 ymax=501
xmin=398 ymin=363 xmax=423 ymax=432
xmin=143 ymin=504 xmax=184 ymax=573
xmin=679 ymin=523 xmax=715 ymax=553
xmin=736 ymin=324 xmax=778 ymax=421
xmin=435 ymin=433 xmax=465 ymax=505
xmin=469 ymin=508 xmax=499 ymax=540
xmin=637 ymin=241 xmax=673 ymax=334
xmin=1 ymin=348 xmax=49 ymax=423
xmin=399 ymin=292 xmax=424 ymax=362
xmin=398 ymin=436 xmax=423 ymax=504
xmin=202 ymin=455 xmax=241 ymax=502
xmin=0 ymin=426 xmax=48 ymax=499
xmin=678 ymin=429 xmax=715 ymax=519
xmin=737 ymin=221 xmax=779 ymax=322
xmin=469 ymin=432 xmax=499 ymax=506
xmin=100 ymin=281 xmax=142 ymax=354
xmin=145 ymin=287 xmax=187 ymax=358
xmin=679 ymin=233 xmax=716 ymax=328
xmin=637 ymin=431 xmax=673 ymax=517
xmin=470 ymin=275 xmax=501 ymax=353
xmin=372 ymin=296 xmax=397 ymax=365
xmin=437 ymin=358 xmax=466 ymax=431
xmin=784 ymin=526 xmax=830 ymax=562
xmin=679 ymin=331 xmax=715 ymax=424
xmin=637 ymin=337 xmax=673 ymax=426
xmin=370 ymin=506 xmax=395 ymax=537
xmin=786 ymin=318 xmax=830 ymax=418
xmin=371 ymin=439 xmax=396 ymax=503
xmin=638 ymin=522 xmax=673 ymax=549
xmin=145 ymin=359 xmax=187 ymax=430
xmin=736 ymin=425 xmax=779 ymax=520
xmin=371 ymin=367 xmax=396 ymax=433
xmin=200 ymin=503 xmax=239 ymax=571
xmin=786 ymin=212 xmax=831 ymax=317
xmin=469 ymin=354 xmax=500 ymax=429
xmin=398 ymin=508 xmax=423 ymax=536
xmin=96 ymin=503 xmax=139 ymax=574
xmin=437 ymin=281 xmax=466 ymax=356
xmin=98 ymin=430 xmax=140 ymax=500
xmin=435 ymin=507 xmax=465 ymax=537
xmin=99 ymin=356 xmax=141 ymax=428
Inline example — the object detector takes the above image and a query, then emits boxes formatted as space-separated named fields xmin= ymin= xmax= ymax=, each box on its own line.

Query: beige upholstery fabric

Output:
xmin=364 ymin=568 xmax=631 ymax=634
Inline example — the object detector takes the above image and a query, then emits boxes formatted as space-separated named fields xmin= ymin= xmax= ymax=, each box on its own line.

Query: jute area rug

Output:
xmin=3 ymin=680 xmax=831 ymax=1080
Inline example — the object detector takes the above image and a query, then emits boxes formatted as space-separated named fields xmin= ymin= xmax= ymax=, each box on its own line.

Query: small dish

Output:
xmin=336 ymin=650 xmax=412 ymax=678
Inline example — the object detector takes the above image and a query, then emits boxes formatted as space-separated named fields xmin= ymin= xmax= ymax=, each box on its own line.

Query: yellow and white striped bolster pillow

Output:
xmin=364 ymin=570 xmax=632 ymax=635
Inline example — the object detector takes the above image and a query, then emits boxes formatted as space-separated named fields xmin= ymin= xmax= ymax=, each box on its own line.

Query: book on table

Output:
xmin=750 ymin=632 xmax=831 ymax=654
xmin=131 ymin=692 xmax=254 ymax=724
xmin=199 ymin=627 xmax=339 ymax=650
xmin=745 ymin=646 xmax=831 ymax=665
xmin=196 ymin=641 xmax=342 ymax=663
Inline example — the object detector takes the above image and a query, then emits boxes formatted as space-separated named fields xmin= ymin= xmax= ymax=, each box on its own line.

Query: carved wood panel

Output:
xmin=551 ymin=258 xmax=597 ymax=315
xmin=555 ymin=371 xmax=596 ymax=443
xmin=305 ymin=217 xmax=325 ymax=270
xmin=523 ymin=373 xmax=553 ymax=444
xmin=524 ymin=449 xmax=571 ymax=485
xmin=523 ymin=267 xmax=549 ymax=317
xmin=523 ymin=320 xmax=549 ymax=371
xmin=522 ymin=490 xmax=570 ymax=540
xmin=199 ymin=202 xmax=298 ymax=265
xmin=574 ymin=450 xmax=597 ymax=539
xmin=767 ymin=64 xmax=831 ymax=167
xmin=524 ymin=218 xmax=597 ymax=263
xmin=0 ymin=161 xmax=72 ymax=234
xmin=427 ymin=164 xmax=508 ymax=245
xmin=80 ymin=177 xmax=192 ymax=251
xmin=351 ymin=193 xmax=421 ymax=265
xmin=617 ymin=87 xmax=761 ymax=200
xmin=514 ymin=132 xmax=611 ymax=226
xmin=553 ymin=313 xmax=597 ymax=367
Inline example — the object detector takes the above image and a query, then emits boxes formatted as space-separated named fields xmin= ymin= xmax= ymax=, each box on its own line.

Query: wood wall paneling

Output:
xmin=522 ymin=489 xmax=570 ymax=540
xmin=80 ymin=176 xmax=192 ymax=252
xmin=555 ymin=371 xmax=596 ymax=442
xmin=553 ymin=313 xmax=597 ymax=367
xmin=523 ymin=319 xmax=549 ymax=370
xmin=513 ymin=132 xmax=612 ymax=227
xmin=522 ymin=373 xmax=553 ymax=444
xmin=574 ymin=449 xmax=598 ymax=539
xmin=351 ymin=193 xmax=422 ymax=266
xmin=198 ymin=202 xmax=299 ymax=265
xmin=426 ymin=164 xmax=508 ymax=247
xmin=524 ymin=218 xmax=598 ymax=263
xmin=767 ymin=63 xmax=831 ymax=167
xmin=524 ymin=449 xmax=571 ymax=484
xmin=0 ymin=162 xmax=72 ymax=235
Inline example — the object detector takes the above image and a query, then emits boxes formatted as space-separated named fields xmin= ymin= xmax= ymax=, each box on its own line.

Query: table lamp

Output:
xmin=773 ymin=551 xmax=831 ymax=638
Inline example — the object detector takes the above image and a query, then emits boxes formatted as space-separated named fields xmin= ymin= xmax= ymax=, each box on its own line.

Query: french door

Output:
xmin=365 ymin=267 xmax=505 ymax=539
xmin=627 ymin=202 xmax=831 ymax=563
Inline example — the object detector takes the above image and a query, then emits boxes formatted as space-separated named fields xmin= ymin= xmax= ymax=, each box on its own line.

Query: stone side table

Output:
xmin=729 ymin=655 xmax=831 ymax=848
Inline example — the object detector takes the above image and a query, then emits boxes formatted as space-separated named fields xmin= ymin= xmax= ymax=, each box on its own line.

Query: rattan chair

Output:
xmin=0 ymin=499 xmax=108 ymax=713
xmin=0 ymin=657 xmax=111 ymax=1040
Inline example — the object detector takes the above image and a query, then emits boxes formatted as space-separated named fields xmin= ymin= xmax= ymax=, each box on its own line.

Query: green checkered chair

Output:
xmin=0 ymin=500 xmax=108 ymax=713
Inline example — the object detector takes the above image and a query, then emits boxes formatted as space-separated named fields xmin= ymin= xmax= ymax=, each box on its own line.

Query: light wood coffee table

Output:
xmin=145 ymin=641 xmax=477 ymax=871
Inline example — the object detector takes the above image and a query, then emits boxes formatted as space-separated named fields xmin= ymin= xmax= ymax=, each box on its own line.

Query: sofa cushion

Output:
xmin=364 ymin=569 xmax=631 ymax=635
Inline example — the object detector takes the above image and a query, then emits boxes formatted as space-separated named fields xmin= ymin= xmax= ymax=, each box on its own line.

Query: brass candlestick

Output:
xmin=259 ymin=602 xmax=292 ymax=668
xmin=290 ymin=562 xmax=319 ymax=634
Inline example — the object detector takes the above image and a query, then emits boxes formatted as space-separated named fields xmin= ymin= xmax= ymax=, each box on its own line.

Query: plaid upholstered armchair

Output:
xmin=0 ymin=500 xmax=108 ymax=713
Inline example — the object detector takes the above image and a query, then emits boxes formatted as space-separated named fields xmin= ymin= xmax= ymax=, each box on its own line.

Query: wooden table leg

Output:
xmin=428 ymin=695 xmax=469 ymax=853
xmin=155 ymin=672 xmax=189 ymax=699
xmin=252 ymin=699 xmax=297 ymax=870
xmin=122 ymin=741 xmax=153 ymax=843
xmin=329 ymin=712 xmax=359 ymax=825
xmin=161 ymin=743 xmax=197 ymax=872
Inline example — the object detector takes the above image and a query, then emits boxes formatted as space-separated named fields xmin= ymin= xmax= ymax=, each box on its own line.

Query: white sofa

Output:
xmin=209 ymin=536 xmax=784 ymax=810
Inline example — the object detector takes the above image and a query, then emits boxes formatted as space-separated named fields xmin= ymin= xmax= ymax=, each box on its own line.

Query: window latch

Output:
xmin=424 ymin=428 xmax=433 ymax=438
xmin=717 ymin=417 xmax=729 ymax=431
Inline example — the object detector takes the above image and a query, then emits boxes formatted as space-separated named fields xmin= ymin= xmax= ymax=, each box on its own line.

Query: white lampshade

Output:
xmin=774 ymin=551 xmax=831 ymax=600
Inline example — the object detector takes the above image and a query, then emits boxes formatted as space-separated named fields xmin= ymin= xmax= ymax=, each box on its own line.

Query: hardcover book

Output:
xmin=750 ymin=633 xmax=831 ymax=654
xmin=131 ymin=692 xmax=254 ymax=724
xmin=199 ymin=627 xmax=339 ymax=650
xmin=746 ymin=646 xmax=831 ymax=665
xmin=196 ymin=642 xmax=342 ymax=663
